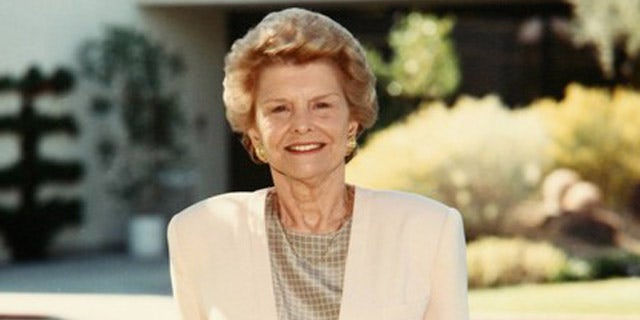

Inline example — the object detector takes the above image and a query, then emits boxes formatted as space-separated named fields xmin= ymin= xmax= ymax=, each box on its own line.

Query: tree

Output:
xmin=0 ymin=66 xmax=83 ymax=261
xmin=365 ymin=12 xmax=460 ymax=134
xmin=566 ymin=0 xmax=640 ymax=86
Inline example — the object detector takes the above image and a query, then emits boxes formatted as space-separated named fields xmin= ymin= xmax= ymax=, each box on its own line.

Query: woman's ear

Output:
xmin=246 ymin=127 xmax=268 ymax=163
xmin=247 ymin=127 xmax=261 ymax=145
xmin=347 ymin=120 xmax=359 ymax=138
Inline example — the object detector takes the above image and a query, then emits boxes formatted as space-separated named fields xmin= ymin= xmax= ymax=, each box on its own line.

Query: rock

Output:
xmin=562 ymin=181 xmax=603 ymax=213
xmin=542 ymin=168 xmax=581 ymax=216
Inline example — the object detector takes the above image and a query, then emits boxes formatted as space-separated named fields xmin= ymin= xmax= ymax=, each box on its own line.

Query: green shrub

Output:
xmin=467 ymin=237 xmax=568 ymax=288
xmin=555 ymin=258 xmax=593 ymax=282
xmin=589 ymin=252 xmax=640 ymax=278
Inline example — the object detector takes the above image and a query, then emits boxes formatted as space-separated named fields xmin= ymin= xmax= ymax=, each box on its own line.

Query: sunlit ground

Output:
xmin=470 ymin=278 xmax=640 ymax=319
xmin=0 ymin=252 xmax=177 ymax=319
xmin=0 ymin=293 xmax=178 ymax=320
xmin=1 ymin=282 xmax=639 ymax=320
xmin=1 ymin=252 xmax=638 ymax=319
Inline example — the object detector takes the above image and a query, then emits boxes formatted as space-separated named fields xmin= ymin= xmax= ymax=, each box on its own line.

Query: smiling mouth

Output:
xmin=285 ymin=143 xmax=325 ymax=153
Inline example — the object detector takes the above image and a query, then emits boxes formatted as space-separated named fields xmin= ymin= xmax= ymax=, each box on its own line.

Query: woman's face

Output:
xmin=248 ymin=59 xmax=358 ymax=183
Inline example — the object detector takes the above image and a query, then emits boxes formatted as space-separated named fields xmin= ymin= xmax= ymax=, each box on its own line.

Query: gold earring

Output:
xmin=255 ymin=144 xmax=268 ymax=163
xmin=346 ymin=136 xmax=357 ymax=154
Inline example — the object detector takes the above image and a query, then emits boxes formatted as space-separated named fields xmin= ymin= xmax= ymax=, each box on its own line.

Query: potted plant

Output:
xmin=78 ymin=26 xmax=186 ymax=258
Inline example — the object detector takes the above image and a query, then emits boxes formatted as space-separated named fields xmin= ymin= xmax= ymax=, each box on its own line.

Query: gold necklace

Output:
xmin=268 ymin=186 xmax=354 ymax=262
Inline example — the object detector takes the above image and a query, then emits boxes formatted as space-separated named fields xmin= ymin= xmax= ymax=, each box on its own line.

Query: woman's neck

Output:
xmin=271 ymin=171 xmax=352 ymax=234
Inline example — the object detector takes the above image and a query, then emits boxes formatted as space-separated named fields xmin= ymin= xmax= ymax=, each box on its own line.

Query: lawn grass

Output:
xmin=469 ymin=277 xmax=640 ymax=315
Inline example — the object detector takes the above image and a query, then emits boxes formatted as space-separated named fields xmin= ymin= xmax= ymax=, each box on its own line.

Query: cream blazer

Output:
xmin=168 ymin=186 xmax=469 ymax=320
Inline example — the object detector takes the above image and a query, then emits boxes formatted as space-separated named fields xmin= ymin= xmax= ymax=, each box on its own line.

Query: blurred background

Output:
xmin=0 ymin=0 xmax=639 ymax=319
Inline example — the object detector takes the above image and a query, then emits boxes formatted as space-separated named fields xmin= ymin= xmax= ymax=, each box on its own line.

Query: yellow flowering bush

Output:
xmin=348 ymin=83 xmax=640 ymax=236
xmin=467 ymin=237 xmax=568 ymax=287
xmin=347 ymin=95 xmax=549 ymax=237
xmin=532 ymin=84 xmax=640 ymax=209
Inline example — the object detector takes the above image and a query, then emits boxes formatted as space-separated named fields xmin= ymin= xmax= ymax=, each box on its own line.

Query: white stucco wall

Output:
xmin=0 ymin=0 xmax=229 ymax=258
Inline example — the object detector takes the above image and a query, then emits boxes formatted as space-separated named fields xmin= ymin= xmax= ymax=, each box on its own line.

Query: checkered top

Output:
xmin=266 ymin=191 xmax=352 ymax=320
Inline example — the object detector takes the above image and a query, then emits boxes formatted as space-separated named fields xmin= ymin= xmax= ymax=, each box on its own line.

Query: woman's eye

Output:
xmin=315 ymin=102 xmax=331 ymax=109
xmin=271 ymin=105 xmax=288 ymax=113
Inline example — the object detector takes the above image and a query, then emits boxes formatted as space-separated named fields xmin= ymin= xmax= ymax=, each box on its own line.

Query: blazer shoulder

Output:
xmin=169 ymin=189 xmax=267 ymax=230
xmin=363 ymin=188 xmax=456 ymax=219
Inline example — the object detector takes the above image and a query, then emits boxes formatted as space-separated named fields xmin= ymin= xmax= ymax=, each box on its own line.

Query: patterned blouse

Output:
xmin=266 ymin=190 xmax=353 ymax=320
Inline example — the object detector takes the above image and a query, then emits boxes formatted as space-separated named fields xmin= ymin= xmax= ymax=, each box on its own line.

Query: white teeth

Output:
xmin=289 ymin=144 xmax=322 ymax=152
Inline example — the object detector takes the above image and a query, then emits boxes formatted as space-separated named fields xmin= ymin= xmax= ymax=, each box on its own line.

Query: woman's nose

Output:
xmin=291 ymin=108 xmax=312 ymax=133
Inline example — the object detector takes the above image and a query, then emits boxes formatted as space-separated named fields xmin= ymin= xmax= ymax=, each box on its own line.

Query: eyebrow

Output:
xmin=258 ymin=92 xmax=342 ymax=105
xmin=311 ymin=93 xmax=342 ymax=102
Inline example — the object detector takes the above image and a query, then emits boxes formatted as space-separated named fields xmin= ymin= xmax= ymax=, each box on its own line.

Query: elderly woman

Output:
xmin=168 ymin=8 xmax=468 ymax=320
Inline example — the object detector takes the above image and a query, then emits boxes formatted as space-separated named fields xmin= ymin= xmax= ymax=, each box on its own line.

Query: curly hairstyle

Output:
xmin=222 ymin=8 xmax=378 ymax=163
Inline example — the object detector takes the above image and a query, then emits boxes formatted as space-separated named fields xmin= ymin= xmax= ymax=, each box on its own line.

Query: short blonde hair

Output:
xmin=223 ymin=8 xmax=378 ymax=138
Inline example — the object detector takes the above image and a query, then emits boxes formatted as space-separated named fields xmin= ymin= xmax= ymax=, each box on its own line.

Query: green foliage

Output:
xmin=347 ymin=95 xmax=548 ymax=238
xmin=556 ymin=252 xmax=640 ymax=281
xmin=0 ymin=66 xmax=83 ymax=261
xmin=367 ymin=12 xmax=460 ymax=99
xmin=467 ymin=237 xmax=568 ymax=288
xmin=0 ymin=200 xmax=82 ymax=261
xmin=363 ymin=12 xmax=460 ymax=137
xmin=566 ymin=0 xmax=640 ymax=84
xmin=555 ymin=258 xmax=594 ymax=282
xmin=589 ymin=252 xmax=640 ymax=278
xmin=532 ymin=84 xmax=640 ymax=210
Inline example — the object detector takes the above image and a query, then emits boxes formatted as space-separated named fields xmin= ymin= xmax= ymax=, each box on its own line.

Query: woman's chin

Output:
xmin=271 ymin=162 xmax=345 ymax=184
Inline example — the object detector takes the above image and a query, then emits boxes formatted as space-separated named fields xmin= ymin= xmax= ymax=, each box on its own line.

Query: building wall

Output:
xmin=141 ymin=6 xmax=229 ymax=200
xmin=0 ymin=1 xmax=230 ymax=258
xmin=0 ymin=1 xmax=142 ymax=73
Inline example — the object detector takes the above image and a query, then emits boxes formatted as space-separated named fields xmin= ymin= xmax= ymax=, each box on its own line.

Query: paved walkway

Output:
xmin=0 ymin=252 xmax=171 ymax=295
xmin=0 ymin=252 xmax=636 ymax=319
xmin=0 ymin=251 xmax=177 ymax=320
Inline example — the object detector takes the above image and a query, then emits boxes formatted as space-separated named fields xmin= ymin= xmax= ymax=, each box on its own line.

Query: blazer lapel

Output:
xmin=248 ymin=189 xmax=279 ymax=320
xmin=338 ymin=187 xmax=377 ymax=320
